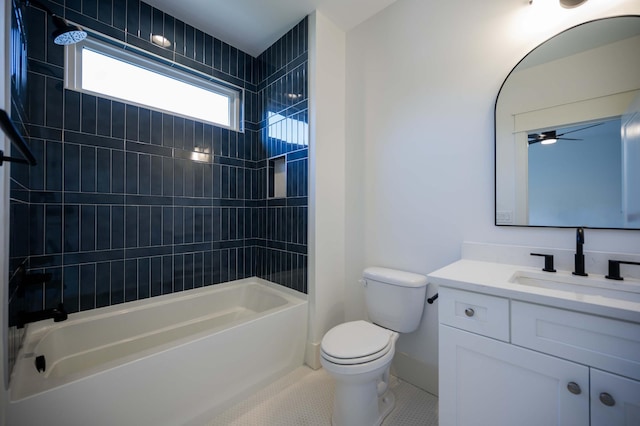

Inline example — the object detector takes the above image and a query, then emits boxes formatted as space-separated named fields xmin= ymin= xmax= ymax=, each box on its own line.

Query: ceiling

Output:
xmin=142 ymin=0 xmax=398 ymax=57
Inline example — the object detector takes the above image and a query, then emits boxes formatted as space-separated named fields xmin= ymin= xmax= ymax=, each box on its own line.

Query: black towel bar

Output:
xmin=0 ymin=108 xmax=37 ymax=166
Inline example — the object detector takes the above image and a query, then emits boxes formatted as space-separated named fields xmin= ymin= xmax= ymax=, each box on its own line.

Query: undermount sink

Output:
xmin=509 ymin=270 xmax=640 ymax=303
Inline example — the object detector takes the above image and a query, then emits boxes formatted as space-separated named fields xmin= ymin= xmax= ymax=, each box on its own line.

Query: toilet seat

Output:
xmin=321 ymin=321 xmax=394 ymax=365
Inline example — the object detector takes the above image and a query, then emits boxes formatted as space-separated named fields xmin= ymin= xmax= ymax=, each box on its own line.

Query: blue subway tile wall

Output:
xmin=8 ymin=0 xmax=308 ymax=345
xmin=255 ymin=17 xmax=308 ymax=292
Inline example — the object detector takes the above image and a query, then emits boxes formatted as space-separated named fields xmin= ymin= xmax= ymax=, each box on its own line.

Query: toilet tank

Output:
xmin=362 ymin=267 xmax=428 ymax=333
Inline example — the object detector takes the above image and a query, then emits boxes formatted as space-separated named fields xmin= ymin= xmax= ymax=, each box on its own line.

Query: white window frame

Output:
xmin=65 ymin=37 xmax=242 ymax=131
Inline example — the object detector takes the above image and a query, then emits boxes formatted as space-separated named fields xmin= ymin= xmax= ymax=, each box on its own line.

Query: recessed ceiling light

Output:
xmin=151 ymin=34 xmax=172 ymax=48
xmin=559 ymin=0 xmax=588 ymax=8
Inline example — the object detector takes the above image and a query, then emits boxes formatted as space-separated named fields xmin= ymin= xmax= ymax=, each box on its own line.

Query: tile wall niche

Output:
xmin=7 ymin=0 xmax=308 ymax=370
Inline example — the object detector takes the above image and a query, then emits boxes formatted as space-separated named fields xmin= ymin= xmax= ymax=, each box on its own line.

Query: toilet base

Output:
xmin=377 ymin=389 xmax=396 ymax=424
xmin=327 ymin=360 xmax=396 ymax=426
xmin=331 ymin=389 xmax=395 ymax=426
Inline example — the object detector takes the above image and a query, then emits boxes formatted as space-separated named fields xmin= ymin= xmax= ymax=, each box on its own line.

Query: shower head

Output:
xmin=25 ymin=0 xmax=87 ymax=45
xmin=50 ymin=15 xmax=87 ymax=45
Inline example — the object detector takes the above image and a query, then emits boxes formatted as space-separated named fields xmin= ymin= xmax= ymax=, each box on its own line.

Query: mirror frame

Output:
xmin=494 ymin=15 xmax=640 ymax=230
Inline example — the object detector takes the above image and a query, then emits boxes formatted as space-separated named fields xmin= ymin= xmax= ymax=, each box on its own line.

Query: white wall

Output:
xmin=307 ymin=11 xmax=347 ymax=368
xmin=343 ymin=0 xmax=640 ymax=395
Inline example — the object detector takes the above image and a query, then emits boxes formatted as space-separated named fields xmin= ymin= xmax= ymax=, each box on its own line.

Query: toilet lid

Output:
xmin=321 ymin=321 xmax=394 ymax=362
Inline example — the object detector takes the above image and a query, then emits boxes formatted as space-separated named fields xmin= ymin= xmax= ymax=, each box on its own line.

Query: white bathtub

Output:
xmin=8 ymin=278 xmax=308 ymax=426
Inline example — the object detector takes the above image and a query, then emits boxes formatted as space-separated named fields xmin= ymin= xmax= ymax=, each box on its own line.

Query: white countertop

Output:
xmin=428 ymin=259 xmax=640 ymax=324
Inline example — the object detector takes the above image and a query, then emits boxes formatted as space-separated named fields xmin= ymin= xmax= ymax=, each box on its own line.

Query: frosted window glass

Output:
xmin=81 ymin=48 xmax=230 ymax=126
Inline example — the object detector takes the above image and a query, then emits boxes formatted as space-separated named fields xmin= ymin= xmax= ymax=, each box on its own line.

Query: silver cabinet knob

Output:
xmin=599 ymin=392 xmax=615 ymax=407
xmin=464 ymin=308 xmax=475 ymax=317
xmin=567 ymin=382 xmax=581 ymax=395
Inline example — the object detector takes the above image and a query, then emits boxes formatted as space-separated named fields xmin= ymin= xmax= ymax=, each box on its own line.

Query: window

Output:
xmin=65 ymin=38 xmax=241 ymax=131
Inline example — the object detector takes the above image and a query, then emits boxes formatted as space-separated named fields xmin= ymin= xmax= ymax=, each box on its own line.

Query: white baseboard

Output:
xmin=305 ymin=341 xmax=322 ymax=370
xmin=392 ymin=351 xmax=438 ymax=397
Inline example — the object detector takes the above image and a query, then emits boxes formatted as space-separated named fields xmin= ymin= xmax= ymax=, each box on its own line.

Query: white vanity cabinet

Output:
xmin=440 ymin=325 xmax=589 ymax=426
xmin=591 ymin=369 xmax=640 ymax=426
xmin=438 ymin=286 xmax=640 ymax=426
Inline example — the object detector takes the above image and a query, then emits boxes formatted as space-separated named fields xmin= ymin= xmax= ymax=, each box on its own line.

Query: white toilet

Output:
xmin=320 ymin=267 xmax=428 ymax=426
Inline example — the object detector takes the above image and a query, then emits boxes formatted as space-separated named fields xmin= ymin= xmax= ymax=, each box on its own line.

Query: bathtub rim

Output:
xmin=20 ymin=276 xmax=306 ymax=342
xmin=9 ymin=277 xmax=307 ymax=402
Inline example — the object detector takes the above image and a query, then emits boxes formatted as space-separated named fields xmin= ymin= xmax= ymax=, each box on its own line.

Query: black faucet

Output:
xmin=530 ymin=253 xmax=556 ymax=272
xmin=606 ymin=260 xmax=640 ymax=280
xmin=572 ymin=227 xmax=588 ymax=276
xmin=16 ymin=303 xmax=68 ymax=329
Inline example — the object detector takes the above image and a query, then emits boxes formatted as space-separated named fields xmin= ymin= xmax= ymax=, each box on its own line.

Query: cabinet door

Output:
xmin=439 ymin=325 xmax=589 ymax=426
xmin=591 ymin=369 xmax=640 ymax=426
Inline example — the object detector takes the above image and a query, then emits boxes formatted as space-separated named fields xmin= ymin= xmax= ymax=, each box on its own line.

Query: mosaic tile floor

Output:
xmin=208 ymin=366 xmax=439 ymax=425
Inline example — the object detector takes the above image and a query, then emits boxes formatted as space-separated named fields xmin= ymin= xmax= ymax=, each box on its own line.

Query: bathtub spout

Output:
xmin=16 ymin=303 xmax=68 ymax=328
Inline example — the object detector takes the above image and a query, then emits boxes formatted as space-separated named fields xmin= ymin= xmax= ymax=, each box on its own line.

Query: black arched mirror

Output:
xmin=495 ymin=16 xmax=640 ymax=229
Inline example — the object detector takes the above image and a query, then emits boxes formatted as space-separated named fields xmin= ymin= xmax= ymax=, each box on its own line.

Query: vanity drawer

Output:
xmin=512 ymin=301 xmax=640 ymax=381
xmin=438 ymin=287 xmax=510 ymax=341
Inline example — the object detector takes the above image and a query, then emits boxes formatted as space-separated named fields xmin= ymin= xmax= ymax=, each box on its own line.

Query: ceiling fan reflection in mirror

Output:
xmin=527 ymin=122 xmax=604 ymax=145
